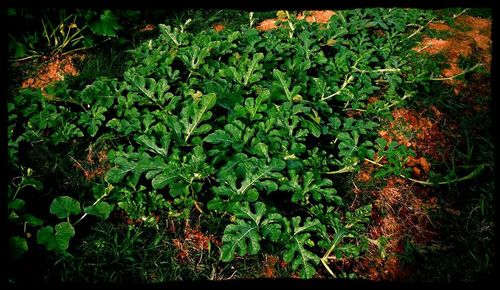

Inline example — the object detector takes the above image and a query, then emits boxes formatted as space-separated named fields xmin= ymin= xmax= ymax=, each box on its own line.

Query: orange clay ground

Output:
xmin=21 ymin=54 xmax=82 ymax=91
xmin=256 ymin=10 xmax=336 ymax=31
xmin=171 ymin=221 xmax=221 ymax=264
xmin=414 ymin=15 xmax=491 ymax=95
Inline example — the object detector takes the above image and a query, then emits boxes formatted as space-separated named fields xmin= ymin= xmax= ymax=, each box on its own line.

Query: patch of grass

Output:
xmin=51 ymin=217 xmax=220 ymax=282
xmin=466 ymin=8 xmax=492 ymax=19
xmin=161 ymin=9 xmax=289 ymax=32
xmin=425 ymin=29 xmax=454 ymax=40
xmin=65 ymin=45 xmax=130 ymax=89
xmin=252 ymin=11 xmax=280 ymax=21
xmin=51 ymin=210 xmax=292 ymax=282
xmin=402 ymin=49 xmax=494 ymax=281
xmin=406 ymin=175 xmax=494 ymax=282
xmin=162 ymin=9 xmax=248 ymax=32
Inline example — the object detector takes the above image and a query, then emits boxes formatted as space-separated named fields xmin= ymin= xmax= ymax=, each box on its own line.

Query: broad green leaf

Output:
xmin=221 ymin=219 xmax=260 ymax=262
xmin=203 ymin=79 xmax=243 ymax=109
xmin=232 ymin=90 xmax=270 ymax=121
xmin=280 ymin=171 xmax=340 ymax=204
xmin=49 ymin=196 xmax=81 ymax=219
xmin=284 ymin=232 xmax=320 ymax=279
xmin=213 ymin=157 xmax=284 ymax=205
xmin=179 ymin=45 xmax=211 ymax=70
xmin=19 ymin=178 xmax=43 ymax=191
xmin=291 ymin=216 xmax=322 ymax=235
xmin=78 ymin=106 xmax=107 ymax=137
xmin=234 ymin=201 xmax=266 ymax=223
xmin=8 ymin=199 xmax=25 ymax=211
xmin=376 ymin=137 xmax=387 ymax=149
xmin=337 ymin=131 xmax=359 ymax=158
xmin=181 ymin=93 xmax=217 ymax=143
xmin=51 ymin=123 xmax=84 ymax=145
xmin=261 ymin=213 xmax=284 ymax=242
xmin=24 ymin=214 xmax=44 ymax=226
xmin=9 ymin=236 xmax=28 ymax=260
xmin=271 ymin=69 xmax=301 ymax=102
xmin=242 ymin=53 xmax=265 ymax=86
xmin=283 ymin=216 xmax=323 ymax=279
xmin=89 ymin=10 xmax=122 ymax=37
xmin=204 ymin=129 xmax=232 ymax=145
xmin=84 ymin=201 xmax=113 ymax=219
xmin=302 ymin=120 xmax=321 ymax=138
xmin=204 ymin=120 xmax=249 ymax=151
xmin=136 ymin=134 xmax=170 ymax=157
xmin=250 ymin=142 xmax=269 ymax=159
xmin=36 ymin=222 xmax=75 ymax=252
xmin=105 ymin=152 xmax=160 ymax=186
xmin=37 ymin=226 xmax=56 ymax=251
xmin=220 ymin=202 xmax=283 ymax=261
xmin=158 ymin=24 xmax=188 ymax=46
xmin=105 ymin=157 xmax=136 ymax=184
xmin=151 ymin=171 xmax=178 ymax=190
xmin=54 ymin=222 xmax=76 ymax=250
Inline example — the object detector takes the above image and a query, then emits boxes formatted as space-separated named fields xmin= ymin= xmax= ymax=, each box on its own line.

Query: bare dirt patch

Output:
xmin=21 ymin=54 xmax=83 ymax=92
xmin=414 ymin=15 xmax=491 ymax=94
xmin=379 ymin=108 xmax=449 ymax=162
xmin=256 ymin=10 xmax=335 ymax=32
xmin=354 ymin=177 xmax=438 ymax=281
xmin=213 ymin=23 xmax=225 ymax=32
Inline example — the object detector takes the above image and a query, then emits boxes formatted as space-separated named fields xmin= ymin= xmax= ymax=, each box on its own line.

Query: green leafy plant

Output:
xmin=220 ymin=201 xmax=284 ymax=262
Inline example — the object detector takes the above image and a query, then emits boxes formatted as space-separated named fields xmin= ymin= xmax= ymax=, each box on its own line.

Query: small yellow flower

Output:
xmin=292 ymin=94 xmax=303 ymax=102
xmin=192 ymin=90 xmax=203 ymax=101
xmin=276 ymin=10 xmax=287 ymax=19
xmin=326 ymin=39 xmax=336 ymax=46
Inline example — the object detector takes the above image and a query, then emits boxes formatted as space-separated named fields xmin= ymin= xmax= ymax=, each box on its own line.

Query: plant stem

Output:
xmin=406 ymin=23 xmax=423 ymax=35
xmin=130 ymin=79 xmax=164 ymax=109
xmin=74 ymin=185 xmax=113 ymax=225
xmin=41 ymin=19 xmax=52 ymax=47
xmin=9 ymin=54 xmax=43 ymax=62
xmin=406 ymin=17 xmax=436 ymax=40
xmin=352 ymin=67 xmax=401 ymax=74
xmin=249 ymin=12 xmax=255 ymax=28
xmin=321 ymin=230 xmax=346 ymax=278
xmin=322 ymin=75 xmax=354 ymax=101
xmin=415 ymin=44 xmax=432 ymax=53
xmin=337 ymin=11 xmax=346 ymax=23
xmin=386 ymin=92 xmax=412 ymax=109
xmin=11 ymin=179 xmax=24 ymax=201
xmin=363 ymin=158 xmax=489 ymax=186
xmin=326 ymin=166 xmax=356 ymax=174
xmin=429 ymin=63 xmax=483 ymax=81
xmin=60 ymin=38 xmax=110 ymax=56
xmin=363 ymin=158 xmax=383 ymax=167
xmin=342 ymin=108 xmax=367 ymax=112
xmin=453 ymin=8 xmax=470 ymax=19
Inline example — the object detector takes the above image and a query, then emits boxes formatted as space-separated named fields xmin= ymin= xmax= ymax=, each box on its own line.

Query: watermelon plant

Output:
xmin=9 ymin=8 xmax=479 ymax=279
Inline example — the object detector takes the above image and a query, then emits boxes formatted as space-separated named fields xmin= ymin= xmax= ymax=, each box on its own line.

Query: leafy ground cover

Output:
xmin=6 ymin=8 xmax=493 ymax=283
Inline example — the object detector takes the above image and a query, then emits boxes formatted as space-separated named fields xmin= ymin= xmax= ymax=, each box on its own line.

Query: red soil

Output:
xmin=256 ymin=10 xmax=336 ymax=32
xmin=21 ymin=54 xmax=82 ymax=91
